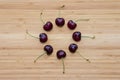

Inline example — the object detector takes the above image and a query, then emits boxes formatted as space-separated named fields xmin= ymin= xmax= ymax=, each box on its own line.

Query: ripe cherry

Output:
xmin=39 ymin=33 xmax=48 ymax=43
xmin=44 ymin=45 xmax=53 ymax=55
xmin=56 ymin=50 xmax=66 ymax=74
xmin=34 ymin=45 xmax=53 ymax=63
xmin=68 ymin=43 xmax=90 ymax=62
xmin=55 ymin=5 xmax=65 ymax=27
xmin=40 ymin=12 xmax=53 ymax=31
xmin=55 ymin=18 xmax=65 ymax=27
xmin=57 ymin=50 xmax=66 ymax=59
xmin=67 ymin=20 xmax=77 ymax=30
xmin=72 ymin=31 xmax=81 ymax=42
xmin=67 ymin=18 xmax=89 ymax=30
xmin=72 ymin=31 xmax=95 ymax=42
xmin=26 ymin=30 xmax=48 ymax=43
xmin=43 ymin=21 xmax=53 ymax=31
xmin=69 ymin=43 xmax=78 ymax=53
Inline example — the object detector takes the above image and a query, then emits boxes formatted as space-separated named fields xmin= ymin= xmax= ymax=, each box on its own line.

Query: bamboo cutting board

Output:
xmin=0 ymin=0 xmax=120 ymax=80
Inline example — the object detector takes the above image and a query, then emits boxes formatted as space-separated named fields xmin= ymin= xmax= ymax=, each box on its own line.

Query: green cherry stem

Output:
xmin=40 ymin=12 xmax=45 ymax=24
xmin=77 ymin=51 xmax=91 ymax=63
xmin=26 ymin=30 xmax=39 ymax=39
xmin=34 ymin=52 xmax=46 ymax=63
xmin=62 ymin=58 xmax=65 ymax=74
xmin=75 ymin=19 xmax=90 ymax=22
xmin=81 ymin=35 xmax=95 ymax=39
xmin=58 ymin=5 xmax=65 ymax=17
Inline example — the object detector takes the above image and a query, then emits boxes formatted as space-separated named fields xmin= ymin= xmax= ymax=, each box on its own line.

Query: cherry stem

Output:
xmin=77 ymin=52 xmax=91 ymax=63
xmin=62 ymin=58 xmax=65 ymax=74
xmin=34 ymin=52 xmax=46 ymax=63
xmin=59 ymin=5 xmax=65 ymax=17
xmin=26 ymin=30 xmax=39 ymax=39
xmin=75 ymin=19 xmax=90 ymax=22
xmin=82 ymin=35 xmax=95 ymax=39
xmin=40 ymin=12 xmax=45 ymax=24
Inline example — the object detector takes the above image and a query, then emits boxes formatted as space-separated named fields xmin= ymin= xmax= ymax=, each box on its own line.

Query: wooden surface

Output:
xmin=0 ymin=0 xmax=120 ymax=80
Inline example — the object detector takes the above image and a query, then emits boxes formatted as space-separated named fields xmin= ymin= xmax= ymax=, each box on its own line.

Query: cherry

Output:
xmin=44 ymin=45 xmax=53 ymax=55
xmin=34 ymin=45 xmax=53 ymax=63
xmin=67 ymin=18 xmax=89 ymax=30
xmin=55 ymin=18 xmax=65 ymax=27
xmin=68 ymin=43 xmax=90 ymax=62
xmin=43 ymin=21 xmax=53 ymax=31
xmin=72 ymin=31 xmax=81 ymax=42
xmin=26 ymin=30 xmax=48 ymax=43
xmin=40 ymin=13 xmax=53 ymax=31
xmin=67 ymin=20 xmax=77 ymax=30
xmin=39 ymin=33 xmax=48 ymax=43
xmin=55 ymin=5 xmax=65 ymax=27
xmin=69 ymin=43 xmax=78 ymax=53
xmin=57 ymin=50 xmax=66 ymax=59
xmin=72 ymin=31 xmax=95 ymax=42
xmin=56 ymin=50 xmax=66 ymax=74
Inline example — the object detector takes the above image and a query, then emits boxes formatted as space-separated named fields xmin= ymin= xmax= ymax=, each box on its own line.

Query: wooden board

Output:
xmin=0 ymin=0 xmax=120 ymax=80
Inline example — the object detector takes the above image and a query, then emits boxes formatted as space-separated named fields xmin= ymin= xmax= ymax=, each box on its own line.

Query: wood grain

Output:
xmin=0 ymin=0 xmax=120 ymax=80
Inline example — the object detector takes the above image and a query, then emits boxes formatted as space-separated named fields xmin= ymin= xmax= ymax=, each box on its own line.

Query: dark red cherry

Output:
xmin=69 ymin=43 xmax=78 ymax=53
xmin=44 ymin=45 xmax=53 ymax=55
xmin=56 ymin=50 xmax=66 ymax=74
xmin=34 ymin=45 xmax=53 ymax=63
xmin=39 ymin=33 xmax=48 ymax=43
xmin=55 ymin=18 xmax=65 ymax=27
xmin=67 ymin=20 xmax=77 ymax=30
xmin=72 ymin=31 xmax=81 ymax=42
xmin=57 ymin=50 xmax=66 ymax=59
xmin=43 ymin=21 xmax=53 ymax=31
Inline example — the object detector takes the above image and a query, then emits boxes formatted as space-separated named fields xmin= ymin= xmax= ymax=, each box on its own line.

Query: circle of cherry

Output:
xmin=26 ymin=5 xmax=95 ymax=74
